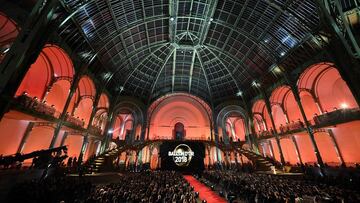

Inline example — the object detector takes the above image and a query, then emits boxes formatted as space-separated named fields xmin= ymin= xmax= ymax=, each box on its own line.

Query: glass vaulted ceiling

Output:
xmin=58 ymin=0 xmax=320 ymax=104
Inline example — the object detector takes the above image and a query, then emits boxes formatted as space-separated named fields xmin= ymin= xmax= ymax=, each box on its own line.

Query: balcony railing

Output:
xmin=314 ymin=108 xmax=360 ymax=127
xmin=65 ymin=114 xmax=85 ymax=127
xmin=150 ymin=136 xmax=210 ymax=141
xmin=89 ymin=125 xmax=102 ymax=135
xmin=256 ymin=131 xmax=272 ymax=138
xmin=279 ymin=120 xmax=305 ymax=134
xmin=15 ymin=94 xmax=59 ymax=117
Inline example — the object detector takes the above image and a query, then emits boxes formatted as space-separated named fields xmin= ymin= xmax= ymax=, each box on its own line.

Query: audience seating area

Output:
xmin=6 ymin=171 xmax=198 ymax=203
xmin=16 ymin=93 xmax=57 ymax=117
xmin=202 ymin=170 xmax=360 ymax=202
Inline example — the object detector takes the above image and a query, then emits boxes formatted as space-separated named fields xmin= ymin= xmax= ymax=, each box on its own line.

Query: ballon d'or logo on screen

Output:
xmin=168 ymin=144 xmax=194 ymax=167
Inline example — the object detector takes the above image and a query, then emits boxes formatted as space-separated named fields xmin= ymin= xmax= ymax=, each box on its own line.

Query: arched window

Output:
xmin=112 ymin=113 xmax=134 ymax=140
xmin=252 ymin=100 xmax=272 ymax=134
xmin=173 ymin=122 xmax=185 ymax=140
xmin=67 ymin=76 xmax=96 ymax=128
xmin=16 ymin=45 xmax=74 ymax=114
xmin=298 ymin=62 xmax=358 ymax=114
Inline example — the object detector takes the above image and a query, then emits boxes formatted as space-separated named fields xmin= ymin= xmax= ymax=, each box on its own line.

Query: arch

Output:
xmin=271 ymin=104 xmax=288 ymax=132
xmin=173 ymin=122 xmax=185 ymax=140
xmin=252 ymin=100 xmax=272 ymax=133
xmin=148 ymin=94 xmax=211 ymax=140
xmin=91 ymin=93 xmax=109 ymax=134
xmin=299 ymin=90 xmax=320 ymax=121
xmin=67 ymin=76 xmax=96 ymax=128
xmin=16 ymin=45 xmax=74 ymax=99
xmin=297 ymin=62 xmax=358 ymax=112
xmin=217 ymin=105 xmax=248 ymax=142
xmin=97 ymin=93 xmax=110 ymax=109
xmin=253 ymin=113 xmax=266 ymax=134
xmin=270 ymin=86 xmax=303 ymax=122
xmin=224 ymin=116 xmax=246 ymax=141
xmin=15 ymin=45 xmax=75 ymax=114
xmin=112 ymin=113 xmax=134 ymax=140
xmin=269 ymin=86 xmax=306 ymax=131
xmin=0 ymin=12 xmax=19 ymax=62
xmin=92 ymin=108 xmax=108 ymax=134
xmin=112 ymin=98 xmax=145 ymax=141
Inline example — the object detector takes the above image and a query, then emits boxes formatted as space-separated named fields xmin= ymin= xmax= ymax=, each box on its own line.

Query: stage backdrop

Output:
xmin=160 ymin=141 xmax=205 ymax=173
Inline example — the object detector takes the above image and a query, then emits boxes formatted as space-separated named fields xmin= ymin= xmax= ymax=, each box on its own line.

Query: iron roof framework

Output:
xmin=58 ymin=0 xmax=322 ymax=105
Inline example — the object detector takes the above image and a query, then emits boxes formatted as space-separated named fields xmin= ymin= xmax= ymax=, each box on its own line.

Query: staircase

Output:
xmin=84 ymin=147 xmax=123 ymax=174
xmin=237 ymin=148 xmax=279 ymax=172
xmin=83 ymin=140 xmax=150 ymax=174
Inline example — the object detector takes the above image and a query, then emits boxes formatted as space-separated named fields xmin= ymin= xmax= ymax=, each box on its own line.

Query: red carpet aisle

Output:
xmin=183 ymin=175 xmax=227 ymax=203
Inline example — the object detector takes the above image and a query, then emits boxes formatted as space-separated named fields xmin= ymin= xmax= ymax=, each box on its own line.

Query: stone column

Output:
xmin=17 ymin=122 xmax=35 ymax=153
xmin=327 ymin=129 xmax=345 ymax=165
xmin=291 ymin=135 xmax=303 ymax=165
xmin=262 ymin=89 xmax=286 ymax=165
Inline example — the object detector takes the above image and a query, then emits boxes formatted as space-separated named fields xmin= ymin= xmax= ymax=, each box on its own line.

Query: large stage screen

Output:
xmin=159 ymin=141 xmax=205 ymax=173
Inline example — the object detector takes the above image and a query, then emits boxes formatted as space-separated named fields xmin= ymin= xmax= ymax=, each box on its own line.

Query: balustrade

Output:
xmin=314 ymin=108 xmax=360 ymax=126
xmin=89 ymin=125 xmax=102 ymax=135
xmin=15 ymin=94 xmax=57 ymax=117
xmin=279 ymin=120 xmax=305 ymax=133
xmin=150 ymin=136 xmax=209 ymax=141
xmin=256 ymin=131 xmax=271 ymax=138
xmin=65 ymin=114 xmax=85 ymax=127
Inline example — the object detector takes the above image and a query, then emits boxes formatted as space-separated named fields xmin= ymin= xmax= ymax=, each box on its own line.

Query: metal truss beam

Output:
xmin=195 ymin=49 xmax=213 ymax=100
xmin=169 ymin=0 xmax=178 ymax=43
xmin=150 ymin=47 xmax=176 ymax=97
xmin=204 ymin=46 xmax=240 ymax=91
xmin=122 ymin=43 xmax=171 ymax=87
xmin=171 ymin=49 xmax=177 ymax=92
xmin=198 ymin=0 xmax=218 ymax=45
xmin=188 ymin=50 xmax=196 ymax=92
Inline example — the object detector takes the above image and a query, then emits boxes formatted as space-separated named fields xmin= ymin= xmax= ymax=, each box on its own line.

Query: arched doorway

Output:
xmin=173 ymin=122 xmax=185 ymax=140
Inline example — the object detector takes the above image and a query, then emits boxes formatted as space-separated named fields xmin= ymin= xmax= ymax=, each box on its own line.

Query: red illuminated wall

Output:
xmin=279 ymin=138 xmax=298 ymax=164
xmin=254 ymin=62 xmax=360 ymax=166
xmin=252 ymin=100 xmax=272 ymax=133
xmin=293 ymin=133 xmax=317 ymax=164
xmin=271 ymin=105 xmax=287 ymax=131
xmin=149 ymin=95 xmax=211 ymax=140
xmin=297 ymin=63 xmax=358 ymax=113
xmin=22 ymin=126 xmax=54 ymax=154
xmin=270 ymin=138 xmax=280 ymax=162
xmin=314 ymin=132 xmax=339 ymax=165
xmin=67 ymin=76 xmax=96 ymax=127
xmin=332 ymin=122 xmax=360 ymax=165
xmin=0 ymin=117 xmax=28 ymax=155
xmin=226 ymin=117 xmax=246 ymax=141
xmin=16 ymin=45 xmax=74 ymax=105
xmin=64 ymin=135 xmax=83 ymax=159
xmin=112 ymin=114 xmax=133 ymax=140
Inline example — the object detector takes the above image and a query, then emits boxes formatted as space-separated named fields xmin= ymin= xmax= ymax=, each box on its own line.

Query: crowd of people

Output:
xmin=202 ymin=170 xmax=360 ymax=202
xmin=6 ymin=177 xmax=93 ymax=203
xmin=85 ymin=171 xmax=197 ymax=203
xmin=6 ymin=171 xmax=198 ymax=203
